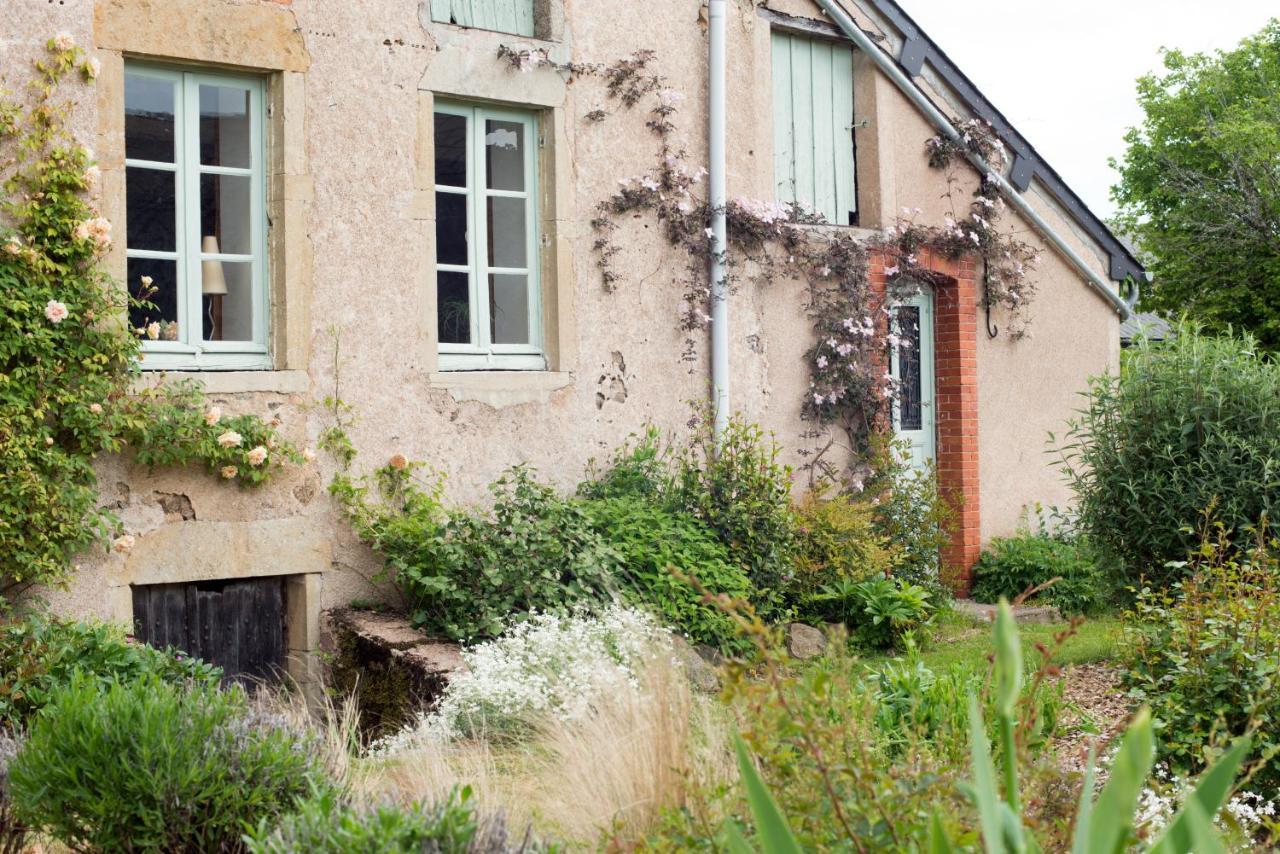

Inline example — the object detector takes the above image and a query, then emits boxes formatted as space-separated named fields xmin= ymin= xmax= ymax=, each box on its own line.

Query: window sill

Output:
xmin=132 ymin=370 xmax=310 ymax=395
xmin=428 ymin=371 xmax=573 ymax=407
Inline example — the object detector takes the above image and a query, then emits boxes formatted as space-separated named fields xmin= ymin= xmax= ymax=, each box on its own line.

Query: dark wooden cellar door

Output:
xmin=132 ymin=577 xmax=287 ymax=685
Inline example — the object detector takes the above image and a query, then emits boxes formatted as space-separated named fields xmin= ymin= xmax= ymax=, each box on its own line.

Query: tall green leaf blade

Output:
xmin=966 ymin=696 xmax=1007 ymax=854
xmin=733 ymin=735 xmax=803 ymax=854
xmin=1150 ymin=736 xmax=1250 ymax=854
xmin=993 ymin=600 xmax=1022 ymax=717
xmin=1069 ymin=746 xmax=1098 ymax=854
xmin=1082 ymin=708 xmax=1155 ymax=854
xmin=723 ymin=819 xmax=758 ymax=854
xmin=929 ymin=813 xmax=958 ymax=854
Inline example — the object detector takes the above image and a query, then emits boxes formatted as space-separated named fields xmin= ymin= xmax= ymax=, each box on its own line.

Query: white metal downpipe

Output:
xmin=708 ymin=0 xmax=730 ymax=439
xmin=812 ymin=0 xmax=1137 ymax=318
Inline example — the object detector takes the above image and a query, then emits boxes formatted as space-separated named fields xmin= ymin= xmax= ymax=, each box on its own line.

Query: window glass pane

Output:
xmin=485 ymin=119 xmax=525 ymax=191
xmin=434 ymin=113 xmax=468 ymax=188
xmin=895 ymin=306 xmax=922 ymax=431
xmin=487 ymin=197 xmax=527 ymax=268
xmin=435 ymin=193 xmax=468 ymax=266
xmin=126 ymin=167 xmax=177 ymax=251
xmin=199 ymin=84 xmax=252 ymax=168
xmin=206 ymin=260 xmax=254 ymax=342
xmin=489 ymin=273 xmax=530 ymax=344
xmin=200 ymin=173 xmax=252 ymax=256
xmin=128 ymin=257 xmax=179 ymax=337
xmin=125 ymin=74 xmax=175 ymax=162
xmin=437 ymin=271 xmax=471 ymax=345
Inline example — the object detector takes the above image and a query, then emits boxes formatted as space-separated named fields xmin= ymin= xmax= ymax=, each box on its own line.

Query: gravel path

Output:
xmin=1053 ymin=663 xmax=1132 ymax=773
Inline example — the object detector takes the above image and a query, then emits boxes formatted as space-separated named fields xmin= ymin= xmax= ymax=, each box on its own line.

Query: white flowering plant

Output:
xmin=369 ymin=606 xmax=670 ymax=749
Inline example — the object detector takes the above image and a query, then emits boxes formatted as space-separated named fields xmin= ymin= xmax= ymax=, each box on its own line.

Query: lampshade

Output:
xmin=201 ymin=235 xmax=228 ymax=296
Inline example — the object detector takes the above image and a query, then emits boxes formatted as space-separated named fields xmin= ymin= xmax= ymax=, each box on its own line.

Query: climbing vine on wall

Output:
xmin=0 ymin=36 xmax=303 ymax=602
xmin=507 ymin=43 xmax=1042 ymax=488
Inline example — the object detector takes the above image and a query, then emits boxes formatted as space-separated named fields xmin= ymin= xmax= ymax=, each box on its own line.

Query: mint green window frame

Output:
xmin=124 ymin=64 xmax=269 ymax=371
xmin=430 ymin=0 xmax=535 ymax=37
xmin=435 ymin=102 xmax=544 ymax=372
xmin=771 ymin=30 xmax=857 ymax=226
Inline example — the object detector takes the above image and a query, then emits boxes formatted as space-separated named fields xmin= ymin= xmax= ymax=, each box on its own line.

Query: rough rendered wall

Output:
xmin=2 ymin=0 xmax=1119 ymax=632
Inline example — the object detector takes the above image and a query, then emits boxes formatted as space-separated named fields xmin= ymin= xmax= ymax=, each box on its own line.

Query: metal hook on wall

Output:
xmin=983 ymin=274 xmax=999 ymax=339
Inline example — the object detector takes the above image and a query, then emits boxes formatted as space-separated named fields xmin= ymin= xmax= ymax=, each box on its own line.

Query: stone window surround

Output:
xmin=92 ymin=0 xmax=322 ymax=693
xmin=94 ymin=0 xmax=313 ymax=395
xmin=415 ymin=17 xmax=578 ymax=399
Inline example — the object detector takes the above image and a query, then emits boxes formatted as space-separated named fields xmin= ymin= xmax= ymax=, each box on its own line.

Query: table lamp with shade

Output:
xmin=201 ymin=235 xmax=228 ymax=341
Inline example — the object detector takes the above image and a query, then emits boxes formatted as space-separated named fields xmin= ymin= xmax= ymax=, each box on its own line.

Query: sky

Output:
xmin=901 ymin=1 xmax=1275 ymax=219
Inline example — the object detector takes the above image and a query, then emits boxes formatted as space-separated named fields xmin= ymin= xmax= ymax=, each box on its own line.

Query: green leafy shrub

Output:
xmin=1122 ymin=527 xmax=1280 ymax=791
xmin=970 ymin=527 xmax=1113 ymax=615
xmin=806 ymin=576 xmax=935 ymax=649
xmin=1058 ymin=323 xmax=1280 ymax=585
xmin=868 ymin=446 xmax=953 ymax=592
xmin=577 ymin=426 xmax=671 ymax=503
xmin=9 ymin=676 xmax=325 ymax=853
xmin=579 ymin=417 xmax=798 ymax=618
xmin=245 ymin=786 xmax=548 ymax=853
xmin=0 ymin=615 xmax=219 ymax=731
xmin=788 ymin=491 xmax=893 ymax=606
xmin=579 ymin=497 xmax=751 ymax=652
xmin=669 ymin=419 xmax=797 ymax=616
xmin=346 ymin=465 xmax=621 ymax=641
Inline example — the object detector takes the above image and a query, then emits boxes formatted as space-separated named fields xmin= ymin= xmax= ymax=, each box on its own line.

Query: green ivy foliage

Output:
xmin=0 ymin=37 xmax=300 ymax=601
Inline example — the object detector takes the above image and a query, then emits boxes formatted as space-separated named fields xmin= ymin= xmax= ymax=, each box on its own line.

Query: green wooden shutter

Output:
xmin=431 ymin=0 xmax=534 ymax=36
xmin=772 ymin=31 xmax=856 ymax=225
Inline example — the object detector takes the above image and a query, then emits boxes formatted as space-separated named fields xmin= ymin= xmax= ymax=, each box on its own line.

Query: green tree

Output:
xmin=1112 ymin=20 xmax=1280 ymax=349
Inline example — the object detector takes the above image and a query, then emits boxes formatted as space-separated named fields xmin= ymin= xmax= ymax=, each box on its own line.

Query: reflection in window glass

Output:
xmin=125 ymin=74 xmax=175 ymax=162
xmin=126 ymin=167 xmax=177 ymax=252
xmin=200 ymin=173 xmax=253 ymax=256
xmin=128 ymin=257 xmax=178 ymax=333
xmin=434 ymin=113 xmax=468 ymax=188
xmin=437 ymin=271 xmax=471 ymax=344
xmin=489 ymin=273 xmax=529 ymax=344
xmin=895 ymin=306 xmax=922 ymax=431
xmin=485 ymin=120 xmax=525 ymax=191
xmin=435 ymin=192 xmax=468 ymax=266
xmin=486 ymin=197 xmax=527 ymax=268
xmin=199 ymin=84 xmax=252 ymax=168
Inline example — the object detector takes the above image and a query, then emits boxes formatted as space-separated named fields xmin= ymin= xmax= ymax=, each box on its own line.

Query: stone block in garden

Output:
xmin=786 ymin=622 xmax=827 ymax=660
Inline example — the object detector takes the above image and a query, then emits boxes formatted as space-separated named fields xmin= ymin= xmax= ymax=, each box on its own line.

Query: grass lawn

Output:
xmin=858 ymin=607 xmax=1126 ymax=676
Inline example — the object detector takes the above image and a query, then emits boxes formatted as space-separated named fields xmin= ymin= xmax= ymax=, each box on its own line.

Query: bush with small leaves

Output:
xmin=1058 ymin=323 xmax=1280 ymax=586
xmin=245 ymin=786 xmax=551 ymax=854
xmin=0 ymin=615 xmax=219 ymax=731
xmin=971 ymin=530 xmax=1114 ymax=616
xmin=9 ymin=676 xmax=326 ymax=853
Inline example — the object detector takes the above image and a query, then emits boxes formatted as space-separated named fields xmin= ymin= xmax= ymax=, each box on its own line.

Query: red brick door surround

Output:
xmin=868 ymin=250 xmax=981 ymax=595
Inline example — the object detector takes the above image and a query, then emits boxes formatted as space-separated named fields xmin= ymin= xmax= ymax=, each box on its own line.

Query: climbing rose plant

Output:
xmin=500 ymin=47 xmax=1041 ymax=482
xmin=0 ymin=36 xmax=301 ymax=601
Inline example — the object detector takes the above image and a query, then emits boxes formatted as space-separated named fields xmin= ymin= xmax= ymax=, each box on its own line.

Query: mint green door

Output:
xmin=890 ymin=291 xmax=936 ymax=472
